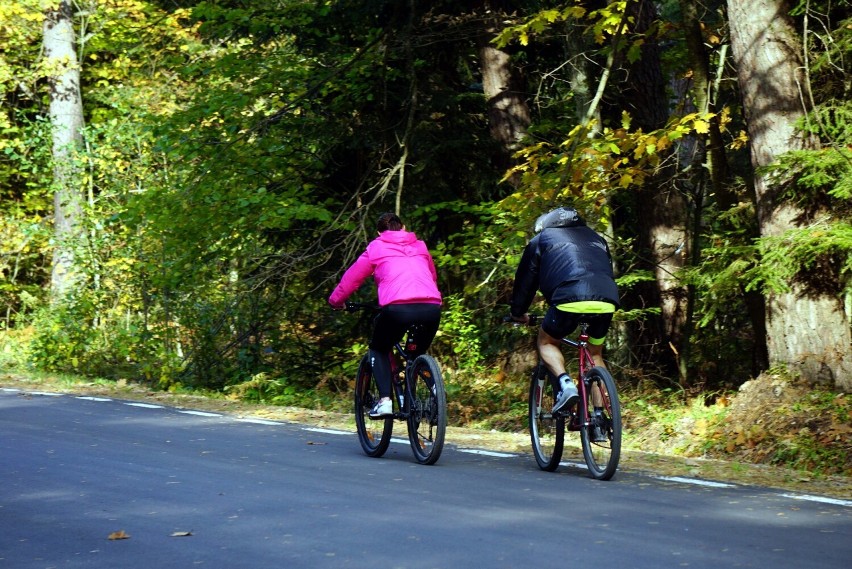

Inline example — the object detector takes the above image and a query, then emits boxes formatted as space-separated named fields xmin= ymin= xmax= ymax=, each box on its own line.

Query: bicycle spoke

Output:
xmin=579 ymin=367 xmax=621 ymax=480
xmin=529 ymin=364 xmax=564 ymax=471
xmin=407 ymin=355 xmax=446 ymax=465
xmin=354 ymin=355 xmax=392 ymax=457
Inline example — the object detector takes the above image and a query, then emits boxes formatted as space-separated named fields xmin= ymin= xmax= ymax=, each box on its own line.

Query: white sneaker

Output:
xmin=552 ymin=383 xmax=579 ymax=414
xmin=369 ymin=397 xmax=393 ymax=418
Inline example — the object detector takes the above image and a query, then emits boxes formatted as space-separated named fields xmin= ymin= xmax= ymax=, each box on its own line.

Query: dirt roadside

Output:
xmin=2 ymin=373 xmax=850 ymax=501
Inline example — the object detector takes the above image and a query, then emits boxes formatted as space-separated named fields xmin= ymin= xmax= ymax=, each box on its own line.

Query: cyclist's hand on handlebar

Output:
xmin=503 ymin=313 xmax=531 ymax=325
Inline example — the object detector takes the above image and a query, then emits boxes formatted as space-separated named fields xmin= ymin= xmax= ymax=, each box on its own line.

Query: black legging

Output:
xmin=368 ymin=303 xmax=441 ymax=398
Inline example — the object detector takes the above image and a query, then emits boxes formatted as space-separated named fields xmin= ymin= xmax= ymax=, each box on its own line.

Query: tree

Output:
xmin=475 ymin=3 xmax=532 ymax=182
xmin=611 ymin=0 xmax=691 ymax=382
xmin=43 ymin=0 xmax=85 ymax=298
xmin=727 ymin=0 xmax=851 ymax=390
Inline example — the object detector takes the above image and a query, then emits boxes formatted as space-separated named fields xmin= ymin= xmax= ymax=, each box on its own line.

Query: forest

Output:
xmin=1 ymin=1 xmax=850 ymax=475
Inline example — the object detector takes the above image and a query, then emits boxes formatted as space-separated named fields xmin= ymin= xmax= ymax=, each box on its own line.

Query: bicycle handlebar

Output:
xmin=345 ymin=301 xmax=380 ymax=313
xmin=503 ymin=314 xmax=541 ymax=326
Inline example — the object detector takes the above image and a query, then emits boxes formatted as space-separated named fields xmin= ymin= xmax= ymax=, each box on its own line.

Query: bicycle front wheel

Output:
xmin=407 ymin=354 xmax=447 ymax=465
xmin=580 ymin=366 xmax=621 ymax=480
xmin=354 ymin=354 xmax=392 ymax=458
xmin=529 ymin=363 xmax=564 ymax=471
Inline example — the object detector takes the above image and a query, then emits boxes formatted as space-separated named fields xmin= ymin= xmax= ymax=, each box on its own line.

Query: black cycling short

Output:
xmin=369 ymin=303 xmax=441 ymax=356
xmin=541 ymin=306 xmax=612 ymax=344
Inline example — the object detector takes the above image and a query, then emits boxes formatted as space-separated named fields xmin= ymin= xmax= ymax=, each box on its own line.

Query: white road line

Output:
xmin=237 ymin=418 xmax=282 ymax=425
xmin=781 ymin=493 xmax=852 ymax=507
xmin=124 ymin=402 xmax=163 ymax=409
xmin=303 ymin=427 xmax=350 ymax=435
xmin=1 ymin=388 xmax=21 ymax=392
xmin=656 ymin=475 xmax=735 ymax=488
xmin=560 ymin=461 xmax=589 ymax=470
xmin=28 ymin=391 xmax=63 ymax=397
xmin=177 ymin=410 xmax=221 ymax=417
xmin=76 ymin=396 xmax=112 ymax=402
xmin=459 ymin=449 xmax=516 ymax=458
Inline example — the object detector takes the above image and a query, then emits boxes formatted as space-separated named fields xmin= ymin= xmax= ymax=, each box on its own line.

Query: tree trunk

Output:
xmin=478 ymin=42 xmax=531 ymax=181
xmin=476 ymin=3 xmax=531 ymax=184
xmin=678 ymin=0 xmax=733 ymax=210
xmin=612 ymin=0 xmax=689 ymax=382
xmin=562 ymin=19 xmax=600 ymax=133
xmin=43 ymin=0 xmax=85 ymax=298
xmin=727 ymin=0 xmax=852 ymax=391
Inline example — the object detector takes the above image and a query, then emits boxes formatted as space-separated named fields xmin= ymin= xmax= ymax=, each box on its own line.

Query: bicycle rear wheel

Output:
xmin=407 ymin=354 xmax=446 ymax=465
xmin=529 ymin=363 xmax=564 ymax=471
xmin=580 ymin=366 xmax=621 ymax=480
xmin=354 ymin=354 xmax=392 ymax=457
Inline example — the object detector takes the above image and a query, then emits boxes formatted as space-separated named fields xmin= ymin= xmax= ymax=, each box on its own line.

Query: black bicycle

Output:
xmin=508 ymin=315 xmax=621 ymax=480
xmin=346 ymin=302 xmax=447 ymax=465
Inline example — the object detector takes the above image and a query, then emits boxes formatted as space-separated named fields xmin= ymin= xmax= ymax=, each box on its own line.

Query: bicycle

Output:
xmin=507 ymin=315 xmax=621 ymax=480
xmin=346 ymin=302 xmax=447 ymax=465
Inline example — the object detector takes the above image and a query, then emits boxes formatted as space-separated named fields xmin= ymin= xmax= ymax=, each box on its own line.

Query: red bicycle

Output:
xmin=510 ymin=316 xmax=621 ymax=480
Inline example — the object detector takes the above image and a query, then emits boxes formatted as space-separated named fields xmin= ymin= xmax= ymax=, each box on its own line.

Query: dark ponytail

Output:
xmin=376 ymin=212 xmax=403 ymax=232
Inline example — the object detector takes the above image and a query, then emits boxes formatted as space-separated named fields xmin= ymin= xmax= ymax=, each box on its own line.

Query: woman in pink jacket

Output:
xmin=329 ymin=212 xmax=443 ymax=417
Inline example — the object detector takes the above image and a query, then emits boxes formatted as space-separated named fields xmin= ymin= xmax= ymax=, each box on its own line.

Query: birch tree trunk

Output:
xmin=43 ymin=0 xmax=85 ymax=298
xmin=727 ymin=0 xmax=852 ymax=391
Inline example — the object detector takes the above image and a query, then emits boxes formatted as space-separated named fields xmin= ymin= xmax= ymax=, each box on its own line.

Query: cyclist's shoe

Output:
xmin=369 ymin=397 xmax=393 ymax=418
xmin=552 ymin=383 xmax=579 ymax=414
xmin=591 ymin=421 xmax=608 ymax=443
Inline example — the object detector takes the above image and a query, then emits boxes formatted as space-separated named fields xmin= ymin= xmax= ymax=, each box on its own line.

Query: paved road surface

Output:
xmin=1 ymin=388 xmax=849 ymax=568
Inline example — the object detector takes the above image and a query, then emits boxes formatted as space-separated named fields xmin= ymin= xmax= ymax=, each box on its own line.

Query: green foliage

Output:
xmin=437 ymin=295 xmax=486 ymax=371
xmin=775 ymin=146 xmax=852 ymax=202
xmin=2 ymin=0 xmax=850 ymax=405
xmin=749 ymin=222 xmax=852 ymax=295
xmin=25 ymin=292 xmax=153 ymax=378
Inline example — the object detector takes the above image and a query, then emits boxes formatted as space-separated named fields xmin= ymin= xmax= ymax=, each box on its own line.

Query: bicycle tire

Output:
xmin=354 ymin=354 xmax=392 ymax=457
xmin=407 ymin=354 xmax=446 ymax=465
xmin=579 ymin=366 xmax=621 ymax=480
xmin=529 ymin=363 xmax=564 ymax=471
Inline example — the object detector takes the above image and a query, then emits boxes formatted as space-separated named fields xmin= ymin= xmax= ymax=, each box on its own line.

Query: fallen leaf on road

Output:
xmin=108 ymin=530 xmax=130 ymax=540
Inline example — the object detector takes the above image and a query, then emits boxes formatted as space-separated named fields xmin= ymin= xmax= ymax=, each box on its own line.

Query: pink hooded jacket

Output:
xmin=328 ymin=230 xmax=442 ymax=308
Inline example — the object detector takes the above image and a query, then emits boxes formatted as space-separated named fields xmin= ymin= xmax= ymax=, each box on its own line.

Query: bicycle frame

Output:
xmin=559 ymin=323 xmax=598 ymax=431
xmin=508 ymin=313 xmax=622 ymax=479
xmin=387 ymin=338 xmax=416 ymax=418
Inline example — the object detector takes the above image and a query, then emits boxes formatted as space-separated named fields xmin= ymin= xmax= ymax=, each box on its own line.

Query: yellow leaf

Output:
xmin=694 ymin=120 xmax=710 ymax=134
xmin=108 ymin=530 xmax=130 ymax=540
xmin=731 ymin=130 xmax=749 ymax=150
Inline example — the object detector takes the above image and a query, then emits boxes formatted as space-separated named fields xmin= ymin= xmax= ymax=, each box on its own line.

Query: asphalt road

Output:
xmin=1 ymin=388 xmax=849 ymax=569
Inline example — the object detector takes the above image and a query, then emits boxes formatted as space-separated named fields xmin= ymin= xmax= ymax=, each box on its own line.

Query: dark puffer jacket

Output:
xmin=510 ymin=209 xmax=620 ymax=317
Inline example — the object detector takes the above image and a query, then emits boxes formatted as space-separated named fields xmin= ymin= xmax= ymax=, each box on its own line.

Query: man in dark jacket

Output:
xmin=509 ymin=207 xmax=619 ymax=414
